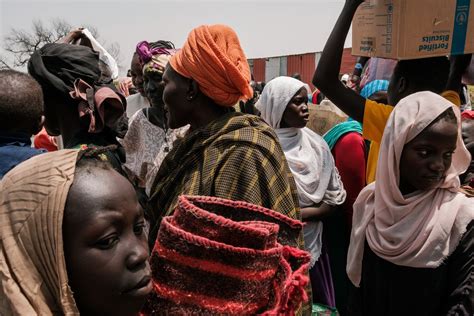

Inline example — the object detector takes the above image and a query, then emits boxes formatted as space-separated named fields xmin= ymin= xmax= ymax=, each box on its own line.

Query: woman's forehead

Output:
xmin=66 ymin=168 xmax=137 ymax=216
xmin=411 ymin=119 xmax=458 ymax=146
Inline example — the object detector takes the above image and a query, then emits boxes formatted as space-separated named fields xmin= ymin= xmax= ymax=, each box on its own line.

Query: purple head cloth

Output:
xmin=135 ymin=41 xmax=173 ymax=66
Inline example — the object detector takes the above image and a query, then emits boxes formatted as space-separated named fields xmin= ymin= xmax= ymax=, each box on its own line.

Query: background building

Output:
xmin=249 ymin=48 xmax=356 ymax=90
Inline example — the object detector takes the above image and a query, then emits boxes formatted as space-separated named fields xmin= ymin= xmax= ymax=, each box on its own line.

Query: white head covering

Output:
xmin=256 ymin=76 xmax=346 ymax=266
xmin=347 ymin=91 xmax=474 ymax=287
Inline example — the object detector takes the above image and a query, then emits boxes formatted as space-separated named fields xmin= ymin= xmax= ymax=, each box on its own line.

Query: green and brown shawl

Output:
xmin=148 ymin=112 xmax=300 ymax=244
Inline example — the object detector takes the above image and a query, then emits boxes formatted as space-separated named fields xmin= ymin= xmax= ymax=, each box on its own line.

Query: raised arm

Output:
xmin=312 ymin=0 xmax=367 ymax=122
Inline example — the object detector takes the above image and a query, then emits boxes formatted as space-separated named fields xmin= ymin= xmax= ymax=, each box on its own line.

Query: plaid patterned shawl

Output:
xmin=148 ymin=112 xmax=301 ymax=244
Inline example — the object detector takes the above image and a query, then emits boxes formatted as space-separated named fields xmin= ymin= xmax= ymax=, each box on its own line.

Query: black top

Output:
xmin=349 ymin=221 xmax=473 ymax=316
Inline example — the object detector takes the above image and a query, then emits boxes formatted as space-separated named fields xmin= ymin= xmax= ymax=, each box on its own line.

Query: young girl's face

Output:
xmin=399 ymin=117 xmax=458 ymax=195
xmin=63 ymin=167 xmax=151 ymax=316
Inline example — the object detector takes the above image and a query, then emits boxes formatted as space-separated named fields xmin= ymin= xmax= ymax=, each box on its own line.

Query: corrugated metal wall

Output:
xmin=287 ymin=53 xmax=316 ymax=90
xmin=340 ymin=48 xmax=357 ymax=76
xmin=249 ymin=48 xmax=356 ymax=87
xmin=251 ymin=58 xmax=266 ymax=82
xmin=280 ymin=57 xmax=287 ymax=77
xmin=315 ymin=52 xmax=322 ymax=69
xmin=265 ymin=57 xmax=281 ymax=82
xmin=263 ymin=56 xmax=288 ymax=81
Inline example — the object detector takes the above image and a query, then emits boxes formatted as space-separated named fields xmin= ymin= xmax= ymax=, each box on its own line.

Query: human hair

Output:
xmin=75 ymin=145 xmax=117 ymax=174
xmin=292 ymin=73 xmax=302 ymax=81
xmin=393 ymin=57 xmax=449 ymax=94
xmin=0 ymin=69 xmax=43 ymax=134
xmin=149 ymin=40 xmax=175 ymax=49
xmin=133 ymin=40 xmax=175 ymax=57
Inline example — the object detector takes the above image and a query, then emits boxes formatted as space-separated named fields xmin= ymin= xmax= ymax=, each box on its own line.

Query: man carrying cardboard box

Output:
xmin=313 ymin=0 xmax=472 ymax=184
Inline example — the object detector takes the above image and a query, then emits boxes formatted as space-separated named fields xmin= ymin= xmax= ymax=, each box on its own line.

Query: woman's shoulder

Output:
xmin=208 ymin=113 xmax=283 ymax=152
xmin=218 ymin=112 xmax=277 ymax=137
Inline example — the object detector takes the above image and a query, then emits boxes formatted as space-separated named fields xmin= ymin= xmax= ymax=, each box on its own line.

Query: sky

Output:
xmin=0 ymin=0 xmax=351 ymax=75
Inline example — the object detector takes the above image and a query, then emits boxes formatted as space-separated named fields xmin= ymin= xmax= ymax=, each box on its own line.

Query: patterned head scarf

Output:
xmin=169 ymin=24 xmax=253 ymax=107
xmin=135 ymin=41 xmax=177 ymax=75
xmin=360 ymin=79 xmax=389 ymax=99
xmin=0 ymin=150 xmax=80 ymax=315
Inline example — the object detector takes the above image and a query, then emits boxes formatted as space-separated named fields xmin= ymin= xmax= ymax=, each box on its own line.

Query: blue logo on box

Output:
xmin=456 ymin=11 xmax=468 ymax=25
xmin=452 ymin=0 xmax=471 ymax=54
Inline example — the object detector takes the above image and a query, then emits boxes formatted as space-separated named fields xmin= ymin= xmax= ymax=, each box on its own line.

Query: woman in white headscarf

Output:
xmin=256 ymin=76 xmax=346 ymax=310
xmin=347 ymin=91 xmax=473 ymax=315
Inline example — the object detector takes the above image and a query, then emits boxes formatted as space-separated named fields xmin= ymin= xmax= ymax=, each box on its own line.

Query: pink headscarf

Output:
xmin=347 ymin=91 xmax=474 ymax=287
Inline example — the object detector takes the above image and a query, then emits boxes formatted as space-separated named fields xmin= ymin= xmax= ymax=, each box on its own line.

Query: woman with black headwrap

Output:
xmin=28 ymin=37 xmax=128 ymax=174
xmin=28 ymin=39 xmax=126 ymax=150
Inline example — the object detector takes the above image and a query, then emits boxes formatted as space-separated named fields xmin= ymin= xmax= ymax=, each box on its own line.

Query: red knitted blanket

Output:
xmin=142 ymin=195 xmax=310 ymax=315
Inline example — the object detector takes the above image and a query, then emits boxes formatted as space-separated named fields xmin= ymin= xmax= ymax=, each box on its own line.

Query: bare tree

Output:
xmin=2 ymin=19 xmax=71 ymax=68
xmin=0 ymin=56 xmax=11 ymax=70
xmin=0 ymin=19 xmax=121 ymax=70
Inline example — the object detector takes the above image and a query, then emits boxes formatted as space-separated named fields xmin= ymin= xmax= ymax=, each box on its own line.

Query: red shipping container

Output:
xmin=287 ymin=53 xmax=316 ymax=91
xmin=340 ymin=48 xmax=357 ymax=76
xmin=252 ymin=58 xmax=266 ymax=83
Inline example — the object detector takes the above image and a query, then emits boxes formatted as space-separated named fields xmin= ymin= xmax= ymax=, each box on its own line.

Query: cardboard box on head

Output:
xmin=352 ymin=0 xmax=474 ymax=60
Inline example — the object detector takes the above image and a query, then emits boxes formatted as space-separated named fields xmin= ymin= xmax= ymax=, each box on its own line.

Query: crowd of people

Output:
xmin=1 ymin=0 xmax=473 ymax=315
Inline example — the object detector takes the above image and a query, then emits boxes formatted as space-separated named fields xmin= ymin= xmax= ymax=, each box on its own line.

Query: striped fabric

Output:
xmin=360 ymin=79 xmax=389 ymax=99
xmin=142 ymin=195 xmax=310 ymax=315
xmin=0 ymin=150 xmax=80 ymax=315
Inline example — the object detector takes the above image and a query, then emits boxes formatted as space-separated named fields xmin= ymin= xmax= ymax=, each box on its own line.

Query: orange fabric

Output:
xmin=362 ymin=90 xmax=461 ymax=183
xmin=34 ymin=127 xmax=58 ymax=152
xmin=169 ymin=24 xmax=253 ymax=107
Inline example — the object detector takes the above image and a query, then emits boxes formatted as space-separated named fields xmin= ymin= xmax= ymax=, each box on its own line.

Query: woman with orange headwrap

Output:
xmin=146 ymin=24 xmax=310 ymax=314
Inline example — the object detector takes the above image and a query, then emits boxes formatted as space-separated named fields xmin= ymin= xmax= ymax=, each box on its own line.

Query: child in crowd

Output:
xmin=0 ymin=148 xmax=151 ymax=315
xmin=313 ymin=0 xmax=472 ymax=183
xmin=0 ymin=69 xmax=45 ymax=178
xmin=347 ymin=92 xmax=473 ymax=315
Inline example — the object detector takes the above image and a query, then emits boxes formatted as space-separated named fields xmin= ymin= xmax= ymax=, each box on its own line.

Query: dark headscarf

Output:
xmin=28 ymin=43 xmax=101 ymax=95
xmin=28 ymin=43 xmax=126 ymax=134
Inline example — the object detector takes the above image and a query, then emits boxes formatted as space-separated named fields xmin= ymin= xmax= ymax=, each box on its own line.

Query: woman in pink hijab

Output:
xmin=347 ymin=91 xmax=473 ymax=315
